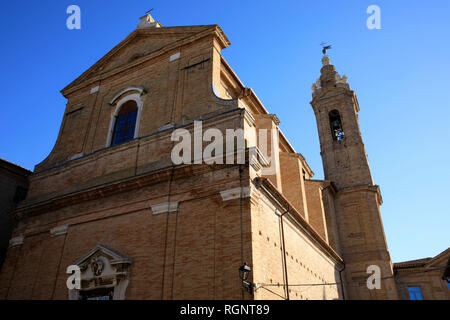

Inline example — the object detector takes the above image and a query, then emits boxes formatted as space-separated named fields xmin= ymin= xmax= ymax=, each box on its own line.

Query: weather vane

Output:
xmin=146 ymin=8 xmax=154 ymax=14
xmin=320 ymin=42 xmax=332 ymax=55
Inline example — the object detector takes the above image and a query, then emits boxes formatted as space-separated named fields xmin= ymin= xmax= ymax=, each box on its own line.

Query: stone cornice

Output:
xmin=213 ymin=25 xmax=231 ymax=48
xmin=254 ymin=113 xmax=280 ymax=126
xmin=13 ymin=163 xmax=219 ymax=220
xmin=394 ymin=247 xmax=450 ymax=271
xmin=310 ymin=89 xmax=359 ymax=114
xmin=241 ymin=87 xmax=271 ymax=116
xmin=304 ymin=179 xmax=336 ymax=195
xmin=311 ymin=87 xmax=354 ymax=103
xmin=243 ymin=108 xmax=256 ymax=127
xmin=279 ymin=152 xmax=314 ymax=178
xmin=394 ymin=263 xmax=428 ymax=271
xmin=318 ymin=180 xmax=336 ymax=195
xmin=0 ymin=159 xmax=32 ymax=177
xmin=219 ymin=58 xmax=299 ymax=159
xmin=12 ymin=149 xmax=254 ymax=220
xmin=248 ymin=146 xmax=269 ymax=172
xmin=32 ymin=107 xmax=244 ymax=177
xmin=336 ymin=184 xmax=383 ymax=205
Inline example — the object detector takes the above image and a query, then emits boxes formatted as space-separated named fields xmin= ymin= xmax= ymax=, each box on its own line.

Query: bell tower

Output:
xmin=310 ymin=55 xmax=398 ymax=299
xmin=311 ymin=55 xmax=373 ymax=189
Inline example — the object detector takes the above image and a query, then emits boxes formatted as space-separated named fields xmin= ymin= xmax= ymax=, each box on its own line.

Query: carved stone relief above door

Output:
xmin=68 ymin=245 xmax=133 ymax=300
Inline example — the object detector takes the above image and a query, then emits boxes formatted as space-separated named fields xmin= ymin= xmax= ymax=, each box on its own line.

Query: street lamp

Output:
xmin=239 ymin=262 xmax=254 ymax=295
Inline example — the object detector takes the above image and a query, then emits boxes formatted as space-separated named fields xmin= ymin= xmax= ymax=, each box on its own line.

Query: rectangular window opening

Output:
xmin=408 ymin=286 xmax=423 ymax=300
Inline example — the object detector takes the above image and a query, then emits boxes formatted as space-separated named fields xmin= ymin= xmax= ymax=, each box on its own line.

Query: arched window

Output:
xmin=111 ymin=100 xmax=138 ymax=146
xmin=329 ymin=110 xmax=345 ymax=141
xmin=106 ymin=87 xmax=145 ymax=148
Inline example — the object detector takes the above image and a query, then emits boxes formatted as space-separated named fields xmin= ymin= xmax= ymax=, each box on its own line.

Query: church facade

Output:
xmin=0 ymin=15 xmax=448 ymax=300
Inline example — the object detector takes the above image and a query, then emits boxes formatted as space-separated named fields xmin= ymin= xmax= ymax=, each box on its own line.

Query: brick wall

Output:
xmin=0 ymin=161 xmax=30 ymax=271
xmin=0 ymin=165 xmax=253 ymax=300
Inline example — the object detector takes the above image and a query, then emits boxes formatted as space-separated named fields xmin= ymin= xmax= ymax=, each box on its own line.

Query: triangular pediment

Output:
xmin=426 ymin=247 xmax=450 ymax=268
xmin=73 ymin=244 xmax=132 ymax=268
xmin=69 ymin=245 xmax=133 ymax=298
xmin=62 ymin=25 xmax=229 ymax=96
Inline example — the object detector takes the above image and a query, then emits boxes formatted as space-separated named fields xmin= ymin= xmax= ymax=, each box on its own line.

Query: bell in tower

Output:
xmin=329 ymin=110 xmax=345 ymax=141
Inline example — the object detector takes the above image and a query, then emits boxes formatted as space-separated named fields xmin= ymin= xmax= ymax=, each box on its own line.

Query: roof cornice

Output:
xmin=213 ymin=25 xmax=231 ymax=48
xmin=279 ymin=152 xmax=314 ymax=177
xmin=336 ymin=184 xmax=383 ymax=205
xmin=0 ymin=158 xmax=32 ymax=176
xmin=12 ymin=161 xmax=236 ymax=220
xmin=394 ymin=247 xmax=450 ymax=270
xmin=61 ymin=25 xmax=227 ymax=98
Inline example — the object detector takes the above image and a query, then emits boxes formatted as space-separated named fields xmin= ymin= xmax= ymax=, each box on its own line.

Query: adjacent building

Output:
xmin=0 ymin=159 xmax=30 ymax=270
xmin=394 ymin=248 xmax=450 ymax=300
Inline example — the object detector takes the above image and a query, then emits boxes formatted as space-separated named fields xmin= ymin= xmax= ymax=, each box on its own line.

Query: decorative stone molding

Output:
xmin=109 ymin=86 xmax=147 ymax=106
xmin=312 ymin=79 xmax=321 ymax=93
xmin=14 ymin=160 xmax=237 ymax=219
xmin=158 ymin=123 xmax=175 ymax=132
xmin=243 ymin=109 xmax=255 ymax=126
xmin=68 ymin=245 xmax=133 ymax=300
xmin=9 ymin=235 xmax=24 ymax=248
xmin=279 ymin=152 xmax=315 ymax=177
xmin=312 ymin=57 xmax=351 ymax=98
xmin=238 ymin=87 xmax=252 ymax=99
xmin=137 ymin=14 xmax=162 ymax=29
xmin=322 ymin=56 xmax=331 ymax=66
xmin=256 ymin=114 xmax=280 ymax=126
xmin=337 ymin=184 xmax=383 ymax=205
xmin=249 ymin=146 xmax=269 ymax=171
xmin=106 ymin=91 xmax=145 ymax=147
xmin=90 ymin=86 xmax=99 ymax=94
xmin=68 ymin=153 xmax=85 ymax=161
xmin=151 ymin=202 xmax=179 ymax=215
xmin=270 ymin=114 xmax=280 ymax=126
xmin=50 ymin=225 xmax=69 ymax=237
xmin=169 ymin=52 xmax=180 ymax=62
xmin=220 ymin=187 xmax=252 ymax=201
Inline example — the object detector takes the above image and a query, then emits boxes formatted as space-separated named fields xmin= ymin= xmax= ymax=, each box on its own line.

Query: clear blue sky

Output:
xmin=0 ymin=1 xmax=448 ymax=263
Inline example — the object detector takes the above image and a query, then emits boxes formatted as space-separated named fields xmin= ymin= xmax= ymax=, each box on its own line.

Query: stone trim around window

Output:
xmin=106 ymin=88 xmax=146 ymax=147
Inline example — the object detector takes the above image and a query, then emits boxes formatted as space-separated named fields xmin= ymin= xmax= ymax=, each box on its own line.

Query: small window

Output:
xmin=443 ymin=257 xmax=450 ymax=285
xmin=13 ymin=186 xmax=28 ymax=203
xmin=329 ymin=110 xmax=345 ymax=141
xmin=112 ymin=101 xmax=138 ymax=146
xmin=408 ymin=286 xmax=423 ymax=300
